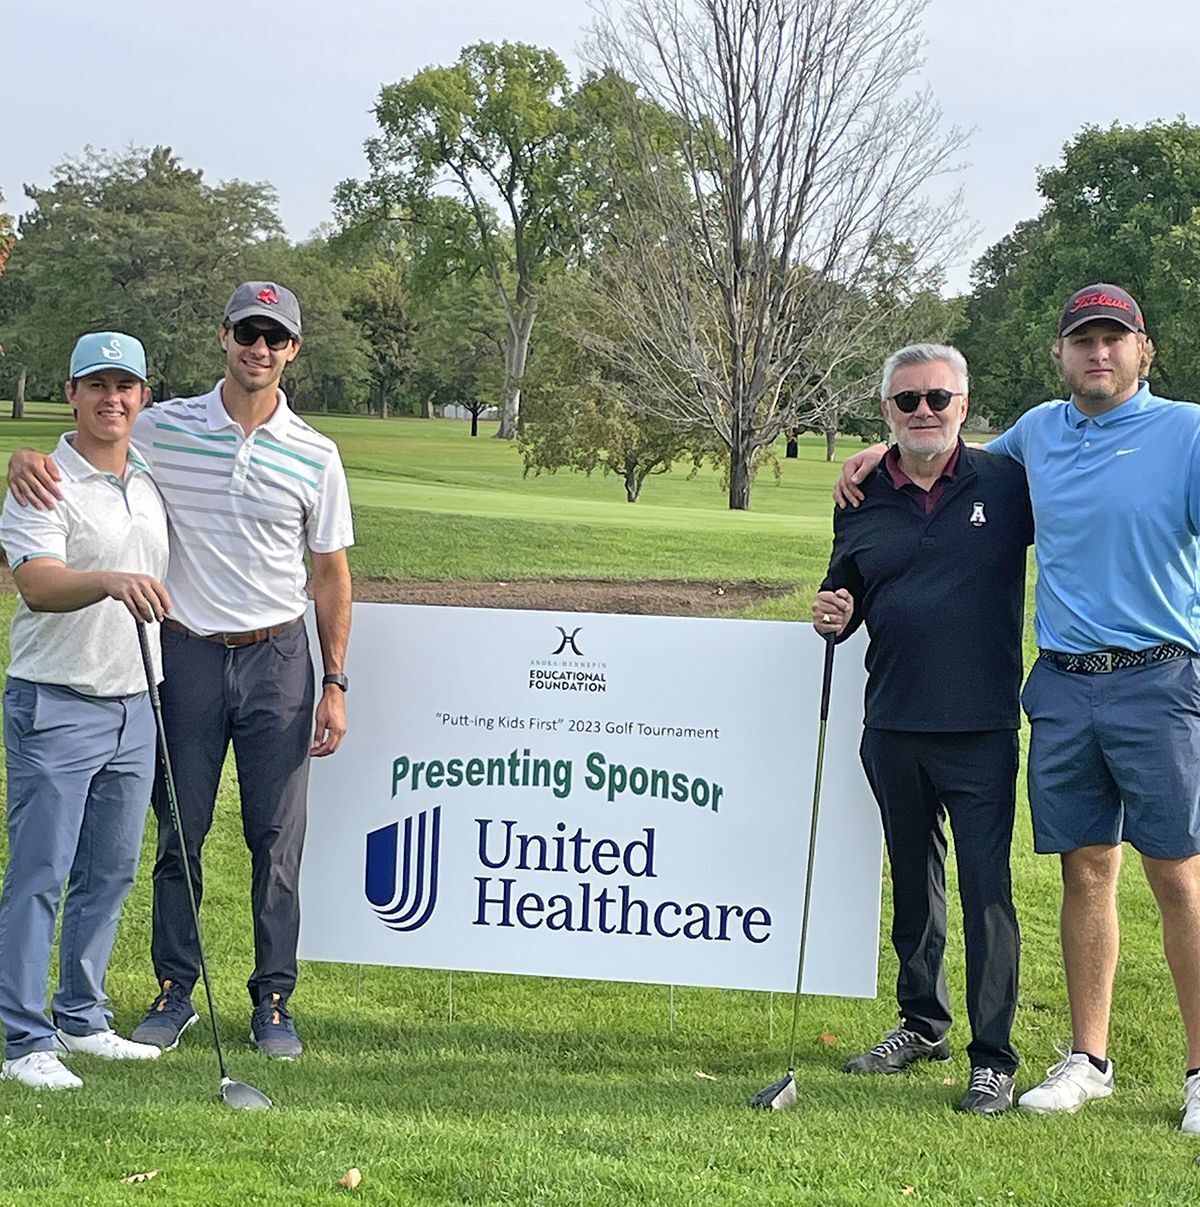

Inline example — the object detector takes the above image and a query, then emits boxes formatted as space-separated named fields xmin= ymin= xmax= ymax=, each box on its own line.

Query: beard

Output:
xmin=1066 ymin=365 xmax=1140 ymax=404
xmin=891 ymin=425 xmax=958 ymax=461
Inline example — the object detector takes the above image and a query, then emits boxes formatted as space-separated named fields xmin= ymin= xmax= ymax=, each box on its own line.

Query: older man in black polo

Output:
xmin=813 ymin=342 xmax=1033 ymax=1114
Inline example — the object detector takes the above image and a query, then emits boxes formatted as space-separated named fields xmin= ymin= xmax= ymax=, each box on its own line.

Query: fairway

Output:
xmin=0 ymin=410 xmax=1195 ymax=1205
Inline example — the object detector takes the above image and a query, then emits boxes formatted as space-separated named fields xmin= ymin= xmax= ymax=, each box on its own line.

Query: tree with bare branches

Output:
xmin=587 ymin=0 xmax=968 ymax=508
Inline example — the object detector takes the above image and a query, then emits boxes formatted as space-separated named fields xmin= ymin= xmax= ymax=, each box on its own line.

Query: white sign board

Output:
xmin=300 ymin=604 xmax=880 ymax=996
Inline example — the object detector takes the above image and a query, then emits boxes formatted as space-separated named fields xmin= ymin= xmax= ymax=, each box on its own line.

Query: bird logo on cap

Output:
xmin=256 ymin=287 xmax=278 ymax=305
xmin=101 ymin=336 xmax=124 ymax=360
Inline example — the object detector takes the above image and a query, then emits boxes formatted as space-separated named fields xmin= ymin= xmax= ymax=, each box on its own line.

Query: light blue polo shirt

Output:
xmin=989 ymin=384 xmax=1200 ymax=654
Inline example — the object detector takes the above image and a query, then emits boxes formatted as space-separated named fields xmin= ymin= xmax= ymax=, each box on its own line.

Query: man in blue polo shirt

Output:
xmin=815 ymin=343 xmax=1033 ymax=1115
xmin=835 ymin=284 xmax=1200 ymax=1133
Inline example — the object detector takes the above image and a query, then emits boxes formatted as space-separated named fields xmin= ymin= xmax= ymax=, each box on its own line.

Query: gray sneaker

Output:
xmin=843 ymin=1025 xmax=951 ymax=1074
xmin=958 ymin=1066 xmax=1015 ymax=1115
xmin=131 ymin=981 xmax=199 ymax=1051
xmin=250 ymin=993 xmax=303 ymax=1060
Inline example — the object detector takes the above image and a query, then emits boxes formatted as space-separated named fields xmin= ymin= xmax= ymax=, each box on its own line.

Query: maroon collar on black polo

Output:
xmin=885 ymin=442 xmax=961 ymax=516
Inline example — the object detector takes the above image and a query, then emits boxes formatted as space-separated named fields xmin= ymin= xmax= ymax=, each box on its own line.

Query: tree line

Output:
xmin=1 ymin=1 xmax=1196 ymax=507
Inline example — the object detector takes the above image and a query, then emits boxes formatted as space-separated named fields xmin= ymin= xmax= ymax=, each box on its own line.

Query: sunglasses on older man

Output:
xmin=227 ymin=320 xmax=294 ymax=351
xmin=888 ymin=388 xmax=964 ymax=413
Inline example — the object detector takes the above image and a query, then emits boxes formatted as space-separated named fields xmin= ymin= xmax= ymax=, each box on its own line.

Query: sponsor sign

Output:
xmin=300 ymin=604 xmax=881 ymax=996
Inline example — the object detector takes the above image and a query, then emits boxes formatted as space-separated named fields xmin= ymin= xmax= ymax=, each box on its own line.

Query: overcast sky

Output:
xmin=3 ymin=1 xmax=1196 ymax=293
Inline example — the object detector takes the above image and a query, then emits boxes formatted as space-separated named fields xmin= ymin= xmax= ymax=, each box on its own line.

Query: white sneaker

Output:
xmin=1018 ymin=1049 xmax=1114 ymax=1114
xmin=2 ymin=1051 xmax=83 ymax=1091
xmin=54 ymin=1029 xmax=161 ymax=1061
xmin=1182 ymin=1073 xmax=1200 ymax=1134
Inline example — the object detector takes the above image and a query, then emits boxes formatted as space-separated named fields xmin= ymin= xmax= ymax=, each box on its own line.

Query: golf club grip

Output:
xmin=818 ymin=631 xmax=836 ymax=721
xmin=135 ymin=621 xmax=162 ymax=710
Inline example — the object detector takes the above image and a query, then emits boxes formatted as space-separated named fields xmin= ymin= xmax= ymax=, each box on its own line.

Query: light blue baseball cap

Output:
xmin=69 ymin=331 xmax=148 ymax=382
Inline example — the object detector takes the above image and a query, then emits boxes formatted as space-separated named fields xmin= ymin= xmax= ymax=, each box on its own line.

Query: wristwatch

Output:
xmin=322 ymin=672 xmax=349 ymax=693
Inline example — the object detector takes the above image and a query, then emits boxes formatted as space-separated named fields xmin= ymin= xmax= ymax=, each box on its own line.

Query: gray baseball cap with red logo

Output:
xmin=223 ymin=281 xmax=302 ymax=336
xmin=1058 ymin=283 xmax=1145 ymax=337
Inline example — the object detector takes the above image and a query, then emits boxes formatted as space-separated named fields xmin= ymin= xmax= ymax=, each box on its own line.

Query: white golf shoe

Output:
xmin=55 ymin=1029 xmax=161 ymax=1060
xmin=1182 ymin=1072 xmax=1200 ymax=1134
xmin=1018 ymin=1049 xmax=1113 ymax=1114
xmin=2 ymin=1051 xmax=83 ymax=1090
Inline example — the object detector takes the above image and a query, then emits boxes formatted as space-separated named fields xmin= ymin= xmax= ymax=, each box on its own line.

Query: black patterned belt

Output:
xmin=1038 ymin=643 xmax=1195 ymax=674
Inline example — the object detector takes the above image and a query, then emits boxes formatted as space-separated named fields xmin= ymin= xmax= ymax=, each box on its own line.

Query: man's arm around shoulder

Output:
xmin=8 ymin=448 xmax=63 ymax=510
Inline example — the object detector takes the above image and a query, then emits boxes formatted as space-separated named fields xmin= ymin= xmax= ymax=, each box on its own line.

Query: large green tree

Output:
xmin=0 ymin=146 xmax=280 ymax=400
xmin=961 ymin=119 xmax=1200 ymax=422
xmin=338 ymin=42 xmax=626 ymax=439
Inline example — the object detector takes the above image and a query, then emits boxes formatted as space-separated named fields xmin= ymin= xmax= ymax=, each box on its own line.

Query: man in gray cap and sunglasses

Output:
xmin=8 ymin=283 xmax=354 ymax=1060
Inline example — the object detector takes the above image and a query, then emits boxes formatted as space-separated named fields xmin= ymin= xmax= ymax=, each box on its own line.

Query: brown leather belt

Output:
xmin=162 ymin=615 xmax=302 ymax=649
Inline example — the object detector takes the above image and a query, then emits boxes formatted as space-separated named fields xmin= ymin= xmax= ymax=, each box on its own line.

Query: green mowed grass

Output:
xmin=0 ymin=410 xmax=1195 ymax=1204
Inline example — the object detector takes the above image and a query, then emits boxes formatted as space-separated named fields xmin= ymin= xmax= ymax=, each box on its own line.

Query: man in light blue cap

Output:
xmin=0 ymin=332 xmax=171 ymax=1090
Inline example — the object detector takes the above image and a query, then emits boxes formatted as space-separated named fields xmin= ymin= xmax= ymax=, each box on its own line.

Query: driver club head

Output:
xmin=219 ymin=1076 xmax=273 ymax=1111
xmin=748 ymin=1071 xmax=798 ymax=1111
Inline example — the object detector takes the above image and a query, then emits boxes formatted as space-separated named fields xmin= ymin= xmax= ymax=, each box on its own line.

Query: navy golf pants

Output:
xmin=859 ymin=728 xmax=1020 ymax=1074
xmin=149 ymin=621 xmax=314 ymax=1007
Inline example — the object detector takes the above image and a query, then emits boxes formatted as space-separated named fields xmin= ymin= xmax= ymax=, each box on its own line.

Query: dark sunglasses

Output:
xmin=228 ymin=320 xmax=293 ymax=351
xmin=889 ymin=388 xmax=963 ymax=413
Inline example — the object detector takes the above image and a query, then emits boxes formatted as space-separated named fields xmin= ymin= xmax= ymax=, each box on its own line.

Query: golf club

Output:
xmin=136 ymin=620 xmax=272 ymax=1111
xmin=749 ymin=630 xmax=837 ymax=1111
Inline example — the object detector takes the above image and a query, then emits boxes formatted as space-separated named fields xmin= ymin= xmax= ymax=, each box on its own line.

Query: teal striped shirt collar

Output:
xmin=205 ymin=380 xmax=293 ymax=438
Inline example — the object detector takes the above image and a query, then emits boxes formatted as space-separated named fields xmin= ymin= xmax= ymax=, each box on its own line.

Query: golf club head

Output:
xmin=219 ymin=1076 xmax=272 ymax=1111
xmin=748 ymin=1071 xmax=798 ymax=1111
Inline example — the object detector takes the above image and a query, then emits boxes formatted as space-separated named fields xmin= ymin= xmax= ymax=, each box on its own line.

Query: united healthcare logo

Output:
xmin=364 ymin=806 xmax=442 ymax=932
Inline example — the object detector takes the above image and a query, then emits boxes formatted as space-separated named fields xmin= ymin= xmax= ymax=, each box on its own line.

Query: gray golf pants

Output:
xmin=0 ymin=678 xmax=155 ymax=1060
xmin=149 ymin=621 xmax=314 ymax=1007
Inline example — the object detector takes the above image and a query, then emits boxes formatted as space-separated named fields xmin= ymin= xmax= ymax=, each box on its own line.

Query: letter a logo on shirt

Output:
xmin=969 ymin=501 xmax=987 ymax=527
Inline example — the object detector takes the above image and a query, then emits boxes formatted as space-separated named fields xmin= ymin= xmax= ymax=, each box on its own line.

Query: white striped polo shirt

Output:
xmin=131 ymin=382 xmax=354 ymax=634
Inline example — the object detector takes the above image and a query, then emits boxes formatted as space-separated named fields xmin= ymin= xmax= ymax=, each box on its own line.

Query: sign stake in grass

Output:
xmin=749 ymin=633 xmax=836 ymax=1112
xmin=136 ymin=621 xmax=273 ymax=1112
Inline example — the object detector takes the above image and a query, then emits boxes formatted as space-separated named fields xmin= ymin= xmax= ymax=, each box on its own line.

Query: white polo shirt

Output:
xmin=130 ymin=383 xmax=354 ymax=634
xmin=0 ymin=434 xmax=169 ymax=696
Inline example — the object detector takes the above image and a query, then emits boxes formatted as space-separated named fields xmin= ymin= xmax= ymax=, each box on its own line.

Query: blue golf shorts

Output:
xmin=1021 ymin=654 xmax=1200 ymax=860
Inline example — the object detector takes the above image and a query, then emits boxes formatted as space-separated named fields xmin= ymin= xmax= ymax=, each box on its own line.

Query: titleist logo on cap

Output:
xmin=1069 ymin=291 xmax=1133 ymax=315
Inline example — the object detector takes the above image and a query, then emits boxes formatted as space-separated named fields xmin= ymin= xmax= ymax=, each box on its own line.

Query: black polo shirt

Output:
xmin=823 ymin=442 xmax=1034 ymax=731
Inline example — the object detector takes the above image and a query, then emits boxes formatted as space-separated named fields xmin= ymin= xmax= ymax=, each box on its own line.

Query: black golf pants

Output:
xmin=859 ymin=728 xmax=1020 ymax=1074
xmin=149 ymin=620 xmax=314 ymax=1007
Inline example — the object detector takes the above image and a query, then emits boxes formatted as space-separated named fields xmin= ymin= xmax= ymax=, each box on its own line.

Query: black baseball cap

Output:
xmin=1058 ymin=283 xmax=1145 ymax=337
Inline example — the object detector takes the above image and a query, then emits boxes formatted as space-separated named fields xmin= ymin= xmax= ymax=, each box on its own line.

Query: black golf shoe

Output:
xmin=958 ymin=1066 xmax=1015 ymax=1115
xmin=843 ymin=1025 xmax=951 ymax=1074
xmin=131 ymin=980 xmax=199 ymax=1051
xmin=251 ymin=993 xmax=303 ymax=1060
